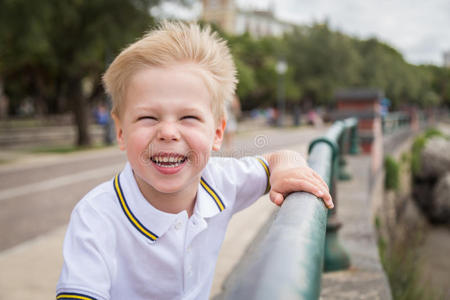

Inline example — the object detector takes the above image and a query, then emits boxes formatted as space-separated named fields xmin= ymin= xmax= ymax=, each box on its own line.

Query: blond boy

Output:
xmin=56 ymin=22 xmax=332 ymax=300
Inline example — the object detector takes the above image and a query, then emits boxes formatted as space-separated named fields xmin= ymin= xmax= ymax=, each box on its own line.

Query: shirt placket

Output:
xmin=183 ymin=214 xmax=208 ymax=293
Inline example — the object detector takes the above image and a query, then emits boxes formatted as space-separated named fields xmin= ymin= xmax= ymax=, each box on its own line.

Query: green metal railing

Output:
xmin=222 ymin=118 xmax=359 ymax=300
xmin=382 ymin=112 xmax=411 ymax=134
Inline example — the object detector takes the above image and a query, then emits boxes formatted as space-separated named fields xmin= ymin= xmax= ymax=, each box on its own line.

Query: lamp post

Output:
xmin=276 ymin=60 xmax=287 ymax=127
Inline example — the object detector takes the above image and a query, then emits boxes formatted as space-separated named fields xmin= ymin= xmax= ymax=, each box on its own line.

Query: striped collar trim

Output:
xmin=200 ymin=177 xmax=226 ymax=212
xmin=56 ymin=292 xmax=97 ymax=300
xmin=256 ymin=157 xmax=271 ymax=194
xmin=113 ymin=174 xmax=159 ymax=242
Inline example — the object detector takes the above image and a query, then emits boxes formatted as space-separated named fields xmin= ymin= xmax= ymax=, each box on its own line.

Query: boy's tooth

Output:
xmin=152 ymin=155 xmax=186 ymax=166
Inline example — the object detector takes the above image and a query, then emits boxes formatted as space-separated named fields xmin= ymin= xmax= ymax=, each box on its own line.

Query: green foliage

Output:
xmin=0 ymin=0 xmax=163 ymax=145
xmin=385 ymin=156 xmax=400 ymax=191
xmin=0 ymin=0 xmax=157 ymax=112
xmin=379 ymin=240 xmax=441 ymax=300
xmin=376 ymin=214 xmax=442 ymax=300
xmin=411 ymin=128 xmax=445 ymax=175
xmin=226 ymin=21 xmax=448 ymax=111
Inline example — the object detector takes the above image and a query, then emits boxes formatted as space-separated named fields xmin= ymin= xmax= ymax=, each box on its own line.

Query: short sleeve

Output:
xmin=56 ymin=204 xmax=115 ymax=300
xmin=208 ymin=156 xmax=270 ymax=214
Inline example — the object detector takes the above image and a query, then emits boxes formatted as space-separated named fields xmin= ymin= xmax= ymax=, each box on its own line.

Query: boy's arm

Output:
xmin=57 ymin=208 xmax=112 ymax=300
xmin=262 ymin=150 xmax=334 ymax=209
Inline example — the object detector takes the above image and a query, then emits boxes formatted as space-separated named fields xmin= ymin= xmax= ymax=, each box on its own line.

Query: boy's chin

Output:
xmin=151 ymin=179 xmax=193 ymax=194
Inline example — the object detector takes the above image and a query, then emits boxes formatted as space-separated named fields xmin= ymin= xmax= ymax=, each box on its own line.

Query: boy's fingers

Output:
xmin=269 ymin=190 xmax=284 ymax=206
xmin=276 ymin=178 xmax=334 ymax=209
xmin=311 ymin=171 xmax=329 ymax=192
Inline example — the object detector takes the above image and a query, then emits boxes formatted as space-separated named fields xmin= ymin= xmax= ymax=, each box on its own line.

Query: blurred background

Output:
xmin=0 ymin=0 xmax=449 ymax=151
xmin=0 ymin=1 xmax=449 ymax=299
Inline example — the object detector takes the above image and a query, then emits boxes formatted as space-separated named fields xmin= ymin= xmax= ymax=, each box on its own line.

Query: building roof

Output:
xmin=334 ymin=88 xmax=384 ymax=101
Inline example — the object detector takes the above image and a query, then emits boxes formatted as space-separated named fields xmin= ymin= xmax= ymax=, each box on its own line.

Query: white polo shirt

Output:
xmin=56 ymin=156 xmax=270 ymax=300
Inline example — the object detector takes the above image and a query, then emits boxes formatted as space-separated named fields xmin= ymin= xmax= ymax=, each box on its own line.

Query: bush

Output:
xmin=385 ymin=156 xmax=400 ymax=191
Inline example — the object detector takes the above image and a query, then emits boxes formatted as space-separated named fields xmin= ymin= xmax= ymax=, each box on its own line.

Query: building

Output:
xmin=201 ymin=0 xmax=294 ymax=38
xmin=444 ymin=51 xmax=450 ymax=68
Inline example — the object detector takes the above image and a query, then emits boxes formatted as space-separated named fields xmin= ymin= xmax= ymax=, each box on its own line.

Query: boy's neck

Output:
xmin=134 ymin=174 xmax=198 ymax=217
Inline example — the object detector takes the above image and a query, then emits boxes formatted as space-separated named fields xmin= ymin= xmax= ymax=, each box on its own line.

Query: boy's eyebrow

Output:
xmin=130 ymin=106 xmax=204 ymax=115
xmin=179 ymin=107 xmax=203 ymax=114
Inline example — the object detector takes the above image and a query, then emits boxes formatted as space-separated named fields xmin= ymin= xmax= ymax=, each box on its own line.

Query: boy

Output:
xmin=56 ymin=22 xmax=332 ymax=300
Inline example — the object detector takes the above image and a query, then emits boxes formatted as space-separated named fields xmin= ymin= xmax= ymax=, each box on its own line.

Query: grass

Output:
xmin=385 ymin=156 xmax=400 ymax=191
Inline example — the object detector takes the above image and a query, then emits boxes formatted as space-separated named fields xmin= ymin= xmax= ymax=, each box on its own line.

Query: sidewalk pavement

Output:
xmin=319 ymin=155 xmax=391 ymax=299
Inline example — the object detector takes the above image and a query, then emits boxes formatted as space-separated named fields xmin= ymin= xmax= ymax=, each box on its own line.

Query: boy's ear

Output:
xmin=112 ymin=113 xmax=126 ymax=151
xmin=212 ymin=118 xmax=226 ymax=151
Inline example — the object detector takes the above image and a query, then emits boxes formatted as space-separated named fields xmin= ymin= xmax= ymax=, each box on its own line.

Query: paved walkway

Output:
xmin=320 ymin=155 xmax=391 ymax=299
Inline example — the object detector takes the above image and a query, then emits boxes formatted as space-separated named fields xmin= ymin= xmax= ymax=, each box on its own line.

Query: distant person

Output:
xmin=266 ymin=107 xmax=277 ymax=126
xmin=307 ymin=109 xmax=323 ymax=127
xmin=223 ymin=94 xmax=240 ymax=151
xmin=56 ymin=22 xmax=332 ymax=300
xmin=94 ymin=102 xmax=109 ymax=125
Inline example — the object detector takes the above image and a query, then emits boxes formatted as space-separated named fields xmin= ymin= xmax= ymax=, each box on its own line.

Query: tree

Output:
xmin=0 ymin=0 xmax=160 ymax=145
xmin=285 ymin=23 xmax=362 ymax=106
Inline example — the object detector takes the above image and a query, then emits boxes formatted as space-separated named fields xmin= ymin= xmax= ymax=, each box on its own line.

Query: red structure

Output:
xmin=334 ymin=89 xmax=384 ymax=175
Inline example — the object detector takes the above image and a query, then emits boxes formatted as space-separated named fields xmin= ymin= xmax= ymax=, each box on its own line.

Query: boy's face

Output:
xmin=113 ymin=64 xmax=226 ymax=196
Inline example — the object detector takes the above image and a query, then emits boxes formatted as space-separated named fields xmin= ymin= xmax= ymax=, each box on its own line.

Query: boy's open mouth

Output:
xmin=150 ymin=153 xmax=187 ymax=168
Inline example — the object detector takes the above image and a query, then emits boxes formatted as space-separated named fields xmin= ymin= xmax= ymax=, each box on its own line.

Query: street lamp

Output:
xmin=276 ymin=59 xmax=287 ymax=127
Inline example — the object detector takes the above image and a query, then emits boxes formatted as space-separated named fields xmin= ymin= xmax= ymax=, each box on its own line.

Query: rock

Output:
xmin=431 ymin=173 xmax=450 ymax=224
xmin=412 ymin=176 xmax=437 ymax=218
xmin=419 ymin=137 xmax=450 ymax=178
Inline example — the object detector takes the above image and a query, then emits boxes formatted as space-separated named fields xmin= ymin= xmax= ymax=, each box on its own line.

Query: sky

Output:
xmin=154 ymin=0 xmax=450 ymax=66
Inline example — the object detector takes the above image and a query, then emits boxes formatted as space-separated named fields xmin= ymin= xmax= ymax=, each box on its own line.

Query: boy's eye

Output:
xmin=138 ymin=116 xmax=157 ymax=121
xmin=181 ymin=115 xmax=200 ymax=121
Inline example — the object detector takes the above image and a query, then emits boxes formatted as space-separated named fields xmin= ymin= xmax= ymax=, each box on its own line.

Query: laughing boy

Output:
xmin=56 ymin=22 xmax=332 ymax=300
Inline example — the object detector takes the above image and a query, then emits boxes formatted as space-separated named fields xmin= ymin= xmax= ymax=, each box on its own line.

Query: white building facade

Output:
xmin=202 ymin=0 xmax=293 ymax=38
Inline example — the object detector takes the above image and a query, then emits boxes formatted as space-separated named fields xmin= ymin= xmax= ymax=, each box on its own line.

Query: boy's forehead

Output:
xmin=129 ymin=64 xmax=210 ymax=89
xmin=123 ymin=66 xmax=217 ymax=110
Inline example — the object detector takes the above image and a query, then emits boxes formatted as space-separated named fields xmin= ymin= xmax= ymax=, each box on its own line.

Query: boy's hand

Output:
xmin=263 ymin=150 xmax=333 ymax=209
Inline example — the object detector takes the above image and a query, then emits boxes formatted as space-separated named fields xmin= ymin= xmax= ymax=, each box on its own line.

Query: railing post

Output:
xmin=338 ymin=129 xmax=351 ymax=181
xmin=308 ymin=120 xmax=351 ymax=272
xmin=349 ymin=121 xmax=359 ymax=155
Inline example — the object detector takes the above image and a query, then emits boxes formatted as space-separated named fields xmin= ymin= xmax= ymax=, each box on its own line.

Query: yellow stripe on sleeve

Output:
xmin=200 ymin=178 xmax=225 ymax=211
xmin=256 ymin=158 xmax=271 ymax=194
xmin=56 ymin=293 xmax=96 ymax=300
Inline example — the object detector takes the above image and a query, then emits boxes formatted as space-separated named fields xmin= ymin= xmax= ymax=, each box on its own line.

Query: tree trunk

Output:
xmin=68 ymin=78 xmax=91 ymax=146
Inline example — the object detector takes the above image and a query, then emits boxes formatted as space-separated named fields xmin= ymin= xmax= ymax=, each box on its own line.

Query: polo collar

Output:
xmin=113 ymin=163 xmax=226 ymax=242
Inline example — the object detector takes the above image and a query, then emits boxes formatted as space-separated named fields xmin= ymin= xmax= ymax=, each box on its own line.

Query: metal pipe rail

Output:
xmin=222 ymin=118 xmax=358 ymax=300
xmin=223 ymin=145 xmax=331 ymax=300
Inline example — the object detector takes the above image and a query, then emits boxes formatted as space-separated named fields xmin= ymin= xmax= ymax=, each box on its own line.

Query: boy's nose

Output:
xmin=157 ymin=121 xmax=180 ymax=142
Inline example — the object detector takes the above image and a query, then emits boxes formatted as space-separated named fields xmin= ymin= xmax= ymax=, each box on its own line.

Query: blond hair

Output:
xmin=102 ymin=21 xmax=237 ymax=121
